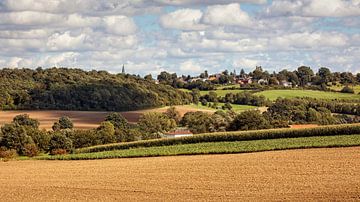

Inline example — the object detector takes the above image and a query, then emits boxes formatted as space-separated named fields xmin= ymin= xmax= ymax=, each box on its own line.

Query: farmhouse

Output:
xmin=165 ymin=128 xmax=193 ymax=138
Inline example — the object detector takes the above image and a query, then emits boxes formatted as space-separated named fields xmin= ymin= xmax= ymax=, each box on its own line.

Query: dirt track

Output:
xmin=1 ymin=147 xmax=359 ymax=201
xmin=0 ymin=106 xmax=213 ymax=130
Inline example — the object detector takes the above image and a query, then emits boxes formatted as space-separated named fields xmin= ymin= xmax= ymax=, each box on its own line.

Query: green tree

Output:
xmin=48 ymin=131 xmax=73 ymax=154
xmin=96 ymin=121 xmax=116 ymax=144
xmin=0 ymin=123 xmax=35 ymax=155
xmin=52 ymin=116 xmax=73 ymax=131
xmin=191 ymin=89 xmax=200 ymax=104
xmin=13 ymin=114 xmax=40 ymax=129
xmin=318 ymin=67 xmax=332 ymax=84
xmin=296 ymin=66 xmax=314 ymax=86
xmin=138 ymin=112 xmax=176 ymax=137
xmin=105 ymin=112 xmax=128 ymax=129
xmin=228 ymin=110 xmax=271 ymax=131
xmin=164 ymin=107 xmax=181 ymax=124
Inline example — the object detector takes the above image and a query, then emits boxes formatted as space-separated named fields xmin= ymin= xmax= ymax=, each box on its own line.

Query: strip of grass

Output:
xmin=254 ymin=89 xmax=360 ymax=101
xmin=185 ymin=103 xmax=256 ymax=112
xmin=35 ymin=134 xmax=360 ymax=160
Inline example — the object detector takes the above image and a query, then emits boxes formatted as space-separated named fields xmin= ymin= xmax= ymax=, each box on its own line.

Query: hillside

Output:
xmin=0 ymin=68 xmax=192 ymax=111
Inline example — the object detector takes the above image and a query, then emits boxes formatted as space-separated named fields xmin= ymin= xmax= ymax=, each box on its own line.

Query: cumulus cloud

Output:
xmin=266 ymin=0 xmax=360 ymax=17
xmin=160 ymin=9 xmax=206 ymax=30
xmin=103 ymin=16 xmax=137 ymax=35
xmin=202 ymin=3 xmax=253 ymax=27
xmin=0 ymin=0 xmax=359 ymax=74
xmin=179 ymin=60 xmax=202 ymax=73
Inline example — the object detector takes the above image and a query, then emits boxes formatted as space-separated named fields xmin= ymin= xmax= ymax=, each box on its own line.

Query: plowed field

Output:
xmin=1 ymin=147 xmax=359 ymax=201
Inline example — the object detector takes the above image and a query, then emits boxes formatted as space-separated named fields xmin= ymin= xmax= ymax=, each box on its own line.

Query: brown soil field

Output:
xmin=1 ymin=147 xmax=359 ymax=201
xmin=0 ymin=106 xmax=214 ymax=130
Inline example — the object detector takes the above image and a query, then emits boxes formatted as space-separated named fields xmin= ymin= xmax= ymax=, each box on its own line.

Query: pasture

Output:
xmin=330 ymin=85 xmax=360 ymax=94
xmin=1 ymin=147 xmax=359 ymax=201
xmin=254 ymin=89 xmax=360 ymax=101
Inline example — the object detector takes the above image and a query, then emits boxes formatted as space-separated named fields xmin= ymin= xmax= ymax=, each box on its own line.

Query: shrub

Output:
xmin=0 ymin=123 xmax=35 ymax=155
xmin=164 ymin=107 xmax=181 ymax=124
xmin=105 ymin=113 xmax=128 ymax=129
xmin=228 ymin=110 xmax=271 ymax=131
xmin=96 ymin=121 xmax=116 ymax=144
xmin=52 ymin=116 xmax=73 ymax=131
xmin=341 ymin=86 xmax=354 ymax=94
xmin=50 ymin=149 xmax=68 ymax=155
xmin=13 ymin=114 xmax=39 ymax=129
xmin=24 ymin=143 xmax=39 ymax=157
xmin=0 ymin=147 xmax=17 ymax=160
xmin=48 ymin=132 xmax=73 ymax=155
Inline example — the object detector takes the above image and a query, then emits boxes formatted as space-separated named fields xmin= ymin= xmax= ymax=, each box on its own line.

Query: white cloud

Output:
xmin=233 ymin=58 xmax=259 ymax=68
xmin=103 ymin=16 xmax=137 ymax=35
xmin=160 ymin=9 xmax=207 ymax=30
xmin=202 ymin=3 xmax=253 ymax=27
xmin=266 ymin=0 xmax=360 ymax=17
xmin=179 ymin=60 xmax=202 ymax=73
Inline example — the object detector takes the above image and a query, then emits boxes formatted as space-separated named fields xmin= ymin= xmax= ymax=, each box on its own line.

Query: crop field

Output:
xmin=254 ymin=89 xmax=360 ymax=100
xmin=0 ymin=105 xmax=216 ymax=130
xmin=1 ymin=147 xmax=359 ymax=201
xmin=37 ymin=135 xmax=360 ymax=160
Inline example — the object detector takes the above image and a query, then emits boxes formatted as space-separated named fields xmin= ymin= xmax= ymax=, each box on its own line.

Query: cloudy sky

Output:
xmin=0 ymin=0 xmax=359 ymax=75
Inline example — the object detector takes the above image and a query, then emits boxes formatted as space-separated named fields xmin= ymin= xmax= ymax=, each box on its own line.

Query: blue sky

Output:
xmin=0 ymin=0 xmax=359 ymax=76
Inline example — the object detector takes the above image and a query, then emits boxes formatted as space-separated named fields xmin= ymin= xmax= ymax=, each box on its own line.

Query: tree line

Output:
xmin=0 ymin=67 xmax=192 ymax=111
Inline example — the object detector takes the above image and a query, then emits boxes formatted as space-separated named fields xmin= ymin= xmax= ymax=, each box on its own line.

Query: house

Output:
xmin=280 ymin=80 xmax=292 ymax=87
xmin=164 ymin=128 xmax=193 ymax=138
xmin=236 ymin=77 xmax=252 ymax=84
xmin=257 ymin=79 xmax=268 ymax=85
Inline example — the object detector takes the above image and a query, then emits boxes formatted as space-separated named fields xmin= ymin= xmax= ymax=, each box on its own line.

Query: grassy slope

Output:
xmin=255 ymin=89 xmax=360 ymax=101
xmin=36 ymin=134 xmax=360 ymax=160
xmin=185 ymin=103 xmax=256 ymax=112
xmin=330 ymin=85 xmax=360 ymax=94
xmin=179 ymin=88 xmax=246 ymax=96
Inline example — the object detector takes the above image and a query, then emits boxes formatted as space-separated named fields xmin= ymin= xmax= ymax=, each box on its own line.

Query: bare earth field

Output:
xmin=1 ymin=147 xmax=359 ymax=201
xmin=0 ymin=106 xmax=213 ymax=130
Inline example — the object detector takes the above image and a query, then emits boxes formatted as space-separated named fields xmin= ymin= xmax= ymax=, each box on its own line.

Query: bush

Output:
xmin=96 ymin=121 xmax=116 ymax=144
xmin=50 ymin=149 xmax=68 ymax=155
xmin=341 ymin=86 xmax=354 ymax=94
xmin=76 ymin=124 xmax=360 ymax=154
xmin=52 ymin=116 xmax=73 ymax=131
xmin=0 ymin=147 xmax=17 ymax=160
xmin=24 ymin=143 xmax=39 ymax=157
xmin=0 ymin=123 xmax=35 ymax=155
xmin=228 ymin=110 xmax=271 ymax=131
xmin=105 ymin=113 xmax=128 ymax=129
xmin=48 ymin=132 xmax=73 ymax=155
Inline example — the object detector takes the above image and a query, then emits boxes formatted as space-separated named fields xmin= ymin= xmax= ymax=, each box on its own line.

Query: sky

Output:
xmin=0 ymin=0 xmax=359 ymax=76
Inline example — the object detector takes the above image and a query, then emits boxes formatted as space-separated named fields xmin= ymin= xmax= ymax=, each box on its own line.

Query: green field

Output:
xmin=330 ymin=85 xmax=360 ymax=94
xmin=254 ymin=90 xmax=360 ymax=101
xmin=185 ymin=103 xmax=256 ymax=112
xmin=179 ymin=88 xmax=246 ymax=96
xmin=35 ymin=135 xmax=360 ymax=160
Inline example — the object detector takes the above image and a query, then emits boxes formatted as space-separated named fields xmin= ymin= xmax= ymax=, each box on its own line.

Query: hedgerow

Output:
xmin=76 ymin=123 xmax=360 ymax=154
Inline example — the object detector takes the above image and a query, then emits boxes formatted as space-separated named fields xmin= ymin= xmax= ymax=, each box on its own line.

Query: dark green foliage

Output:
xmin=0 ymin=123 xmax=34 ymax=155
xmin=341 ymin=86 xmax=354 ymax=94
xmin=76 ymin=124 xmax=360 ymax=154
xmin=164 ymin=107 xmax=181 ymax=124
xmin=26 ymin=129 xmax=50 ymax=152
xmin=48 ymin=131 xmax=73 ymax=154
xmin=70 ymin=129 xmax=99 ymax=148
xmin=220 ymin=91 xmax=270 ymax=106
xmin=105 ymin=113 xmax=128 ymax=129
xmin=13 ymin=114 xmax=39 ymax=129
xmin=228 ymin=110 xmax=271 ymax=131
xmin=181 ymin=111 xmax=236 ymax=133
xmin=138 ymin=112 xmax=177 ymax=139
xmin=59 ymin=116 xmax=73 ymax=130
xmin=222 ymin=102 xmax=232 ymax=110
xmin=0 ymin=68 xmax=192 ymax=111
xmin=96 ymin=121 xmax=116 ymax=144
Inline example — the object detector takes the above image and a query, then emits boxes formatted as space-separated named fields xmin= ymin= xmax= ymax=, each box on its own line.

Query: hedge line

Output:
xmin=76 ymin=124 xmax=360 ymax=154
